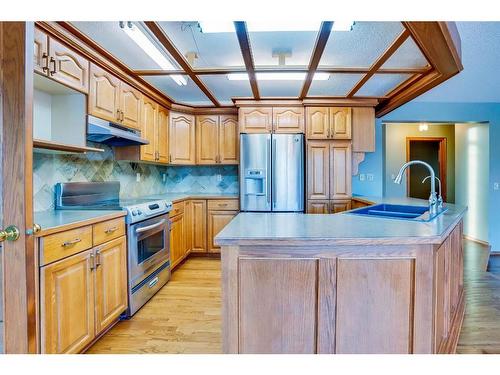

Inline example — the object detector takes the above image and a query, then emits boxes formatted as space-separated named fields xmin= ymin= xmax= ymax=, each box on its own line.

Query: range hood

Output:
xmin=87 ymin=115 xmax=149 ymax=146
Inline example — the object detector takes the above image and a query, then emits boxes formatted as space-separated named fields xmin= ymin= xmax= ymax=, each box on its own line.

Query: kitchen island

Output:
xmin=215 ymin=197 xmax=466 ymax=354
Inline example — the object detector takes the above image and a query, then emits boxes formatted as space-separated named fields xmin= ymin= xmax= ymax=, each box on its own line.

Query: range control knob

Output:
xmin=137 ymin=209 xmax=143 ymax=215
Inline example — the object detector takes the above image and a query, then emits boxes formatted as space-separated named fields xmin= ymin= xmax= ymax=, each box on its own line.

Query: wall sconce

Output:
xmin=419 ymin=123 xmax=429 ymax=132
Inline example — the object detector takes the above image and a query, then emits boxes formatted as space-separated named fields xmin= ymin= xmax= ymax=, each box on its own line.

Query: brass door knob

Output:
xmin=0 ymin=225 xmax=20 ymax=242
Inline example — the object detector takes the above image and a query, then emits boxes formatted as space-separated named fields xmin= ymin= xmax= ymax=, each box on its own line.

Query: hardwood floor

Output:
xmin=87 ymin=240 xmax=500 ymax=354
xmin=86 ymin=257 xmax=222 ymax=354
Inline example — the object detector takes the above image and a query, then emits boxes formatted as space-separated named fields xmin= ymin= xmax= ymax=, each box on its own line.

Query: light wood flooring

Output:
xmin=87 ymin=241 xmax=500 ymax=354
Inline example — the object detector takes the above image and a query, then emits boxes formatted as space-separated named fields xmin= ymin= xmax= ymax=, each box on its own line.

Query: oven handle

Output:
xmin=135 ymin=219 xmax=167 ymax=234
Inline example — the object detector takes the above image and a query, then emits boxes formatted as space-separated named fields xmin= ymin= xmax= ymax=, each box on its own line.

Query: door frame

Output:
xmin=1 ymin=22 xmax=37 ymax=353
xmin=405 ymin=137 xmax=447 ymax=202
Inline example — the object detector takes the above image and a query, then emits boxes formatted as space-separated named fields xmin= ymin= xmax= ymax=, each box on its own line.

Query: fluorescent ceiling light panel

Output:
xmin=120 ymin=22 xmax=187 ymax=86
xmin=227 ymin=72 xmax=330 ymax=81
xmin=198 ymin=21 xmax=320 ymax=33
xmin=332 ymin=21 xmax=355 ymax=31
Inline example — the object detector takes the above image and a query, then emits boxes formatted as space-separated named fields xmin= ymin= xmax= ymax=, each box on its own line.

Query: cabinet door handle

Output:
xmin=89 ymin=253 xmax=95 ymax=271
xmin=62 ymin=238 xmax=81 ymax=247
xmin=49 ymin=57 xmax=56 ymax=76
xmin=116 ymin=109 xmax=121 ymax=121
xmin=41 ymin=53 xmax=49 ymax=73
xmin=104 ymin=226 xmax=118 ymax=234
xmin=169 ymin=154 xmax=172 ymax=163
xmin=120 ymin=110 xmax=125 ymax=122
xmin=218 ymin=203 xmax=228 ymax=207
xmin=327 ymin=127 xmax=330 ymax=138
xmin=95 ymin=249 xmax=101 ymax=268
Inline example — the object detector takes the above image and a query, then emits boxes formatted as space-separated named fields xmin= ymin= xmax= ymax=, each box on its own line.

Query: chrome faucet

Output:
xmin=394 ymin=160 xmax=439 ymax=216
xmin=422 ymin=175 xmax=444 ymax=209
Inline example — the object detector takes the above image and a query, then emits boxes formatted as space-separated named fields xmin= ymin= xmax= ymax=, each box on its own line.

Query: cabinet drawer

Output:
xmin=208 ymin=199 xmax=239 ymax=211
xmin=40 ymin=226 xmax=93 ymax=265
xmin=93 ymin=217 xmax=126 ymax=246
xmin=169 ymin=201 xmax=185 ymax=218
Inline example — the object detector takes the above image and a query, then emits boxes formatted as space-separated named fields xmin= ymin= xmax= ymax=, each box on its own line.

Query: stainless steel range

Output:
xmin=55 ymin=181 xmax=172 ymax=316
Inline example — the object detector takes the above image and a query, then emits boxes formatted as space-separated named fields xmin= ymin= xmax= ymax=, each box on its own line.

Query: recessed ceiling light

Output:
xmin=227 ymin=72 xmax=330 ymax=81
xmin=120 ymin=21 xmax=187 ymax=86
xmin=198 ymin=21 xmax=321 ymax=33
xmin=332 ymin=21 xmax=355 ymax=31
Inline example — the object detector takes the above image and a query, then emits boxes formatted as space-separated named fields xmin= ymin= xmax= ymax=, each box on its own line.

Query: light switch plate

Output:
xmin=163 ymin=173 xmax=166 ymax=183
xmin=217 ymin=174 xmax=222 ymax=182
xmin=367 ymin=174 xmax=374 ymax=181
xmin=494 ymin=182 xmax=499 ymax=191
xmin=359 ymin=174 xmax=366 ymax=181
xmin=136 ymin=173 xmax=141 ymax=182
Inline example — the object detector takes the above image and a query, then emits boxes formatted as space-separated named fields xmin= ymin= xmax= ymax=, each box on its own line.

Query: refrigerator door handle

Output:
xmin=266 ymin=137 xmax=272 ymax=205
xmin=272 ymin=138 xmax=277 ymax=209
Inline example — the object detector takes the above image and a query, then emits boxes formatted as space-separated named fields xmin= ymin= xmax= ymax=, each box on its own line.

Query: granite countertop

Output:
xmin=215 ymin=196 xmax=467 ymax=246
xmin=35 ymin=209 xmax=127 ymax=237
xmin=144 ymin=192 xmax=239 ymax=202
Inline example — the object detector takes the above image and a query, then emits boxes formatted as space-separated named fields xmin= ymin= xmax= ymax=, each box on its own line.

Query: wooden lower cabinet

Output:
xmin=189 ymin=200 xmax=207 ymax=253
xmin=307 ymin=199 xmax=351 ymax=214
xmin=170 ymin=212 xmax=186 ymax=268
xmin=40 ymin=249 xmax=95 ymax=354
xmin=94 ymin=237 xmax=128 ymax=333
xmin=208 ymin=210 xmax=238 ymax=253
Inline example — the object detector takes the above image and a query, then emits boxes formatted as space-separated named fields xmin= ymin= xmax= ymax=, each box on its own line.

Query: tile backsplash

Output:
xmin=33 ymin=142 xmax=239 ymax=212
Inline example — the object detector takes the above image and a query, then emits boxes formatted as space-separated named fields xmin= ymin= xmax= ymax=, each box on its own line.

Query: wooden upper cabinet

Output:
xmin=273 ymin=107 xmax=304 ymax=133
xmin=89 ymin=63 xmax=121 ymax=123
xmin=306 ymin=107 xmax=330 ymax=139
xmin=219 ymin=115 xmax=239 ymax=164
xmin=156 ymin=106 xmax=169 ymax=163
xmin=239 ymin=107 xmax=272 ymax=133
xmin=196 ymin=115 xmax=219 ymax=164
xmin=40 ymin=250 xmax=95 ymax=354
xmin=307 ymin=141 xmax=330 ymax=200
xmin=49 ymin=37 xmax=89 ymax=94
xmin=330 ymin=107 xmax=352 ymax=139
xmin=140 ymin=96 xmax=158 ymax=162
xmin=34 ymin=28 xmax=48 ymax=75
xmin=94 ymin=237 xmax=128 ymax=333
xmin=352 ymin=107 xmax=375 ymax=152
xmin=169 ymin=113 xmax=196 ymax=164
xmin=330 ymin=141 xmax=352 ymax=200
xmin=119 ymin=82 xmax=142 ymax=130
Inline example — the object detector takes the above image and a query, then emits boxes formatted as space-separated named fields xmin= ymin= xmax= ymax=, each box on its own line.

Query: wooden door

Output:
xmin=33 ymin=28 xmax=48 ymax=75
xmin=306 ymin=107 xmax=329 ymax=139
xmin=273 ymin=107 xmax=304 ymax=133
xmin=238 ymin=107 xmax=272 ymax=133
xmin=238 ymin=258 xmax=318 ymax=353
xmin=48 ymin=37 xmax=89 ymax=94
xmin=207 ymin=211 xmax=238 ymax=253
xmin=140 ymin=96 xmax=157 ymax=162
xmin=156 ymin=106 xmax=169 ymax=163
xmin=330 ymin=107 xmax=352 ymax=139
xmin=329 ymin=141 xmax=352 ymax=200
xmin=196 ymin=115 xmax=219 ymax=164
xmin=307 ymin=200 xmax=329 ymax=214
xmin=40 ymin=250 xmax=95 ymax=354
xmin=119 ymin=82 xmax=142 ymax=130
xmin=219 ymin=115 xmax=239 ymax=164
xmin=190 ymin=200 xmax=207 ymax=253
xmin=1 ymin=22 xmax=37 ymax=353
xmin=94 ymin=237 xmax=128 ymax=333
xmin=169 ymin=113 xmax=196 ymax=164
xmin=88 ymin=63 xmax=121 ymax=123
xmin=306 ymin=141 xmax=330 ymax=200
xmin=330 ymin=200 xmax=352 ymax=214
xmin=169 ymin=214 xmax=185 ymax=268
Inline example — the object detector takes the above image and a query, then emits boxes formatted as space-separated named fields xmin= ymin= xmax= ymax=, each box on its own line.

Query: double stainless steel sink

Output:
xmin=346 ymin=203 xmax=448 ymax=222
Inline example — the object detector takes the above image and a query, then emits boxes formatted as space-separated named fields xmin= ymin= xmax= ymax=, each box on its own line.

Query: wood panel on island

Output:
xmin=38 ymin=216 xmax=127 ymax=354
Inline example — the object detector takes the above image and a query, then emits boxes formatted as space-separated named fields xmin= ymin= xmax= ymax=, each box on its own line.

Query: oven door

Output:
xmin=128 ymin=213 xmax=170 ymax=287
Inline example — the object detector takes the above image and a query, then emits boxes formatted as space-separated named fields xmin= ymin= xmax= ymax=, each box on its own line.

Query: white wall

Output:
xmin=455 ymin=123 xmax=490 ymax=243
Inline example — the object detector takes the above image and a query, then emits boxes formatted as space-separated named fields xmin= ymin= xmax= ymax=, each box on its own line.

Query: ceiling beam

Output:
xmin=133 ymin=66 xmax=431 ymax=76
xmin=143 ymin=21 xmax=221 ymax=107
xmin=234 ymin=21 xmax=260 ymax=100
xmin=299 ymin=21 xmax=333 ymax=99
xmin=346 ymin=29 xmax=410 ymax=98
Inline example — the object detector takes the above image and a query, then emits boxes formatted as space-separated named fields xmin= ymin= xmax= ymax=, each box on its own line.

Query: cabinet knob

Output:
xmin=26 ymin=223 xmax=42 ymax=235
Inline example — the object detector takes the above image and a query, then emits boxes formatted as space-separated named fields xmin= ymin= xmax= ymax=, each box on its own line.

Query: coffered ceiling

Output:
xmin=67 ymin=21 xmax=462 ymax=115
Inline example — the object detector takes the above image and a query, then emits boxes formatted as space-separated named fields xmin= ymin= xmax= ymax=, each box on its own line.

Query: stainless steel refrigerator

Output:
xmin=240 ymin=133 xmax=304 ymax=212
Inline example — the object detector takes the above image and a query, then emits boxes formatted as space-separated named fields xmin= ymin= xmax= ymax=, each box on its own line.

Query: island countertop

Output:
xmin=215 ymin=196 xmax=467 ymax=246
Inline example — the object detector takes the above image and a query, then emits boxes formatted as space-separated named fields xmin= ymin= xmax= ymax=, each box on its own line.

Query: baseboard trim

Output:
xmin=463 ymin=235 xmax=490 ymax=248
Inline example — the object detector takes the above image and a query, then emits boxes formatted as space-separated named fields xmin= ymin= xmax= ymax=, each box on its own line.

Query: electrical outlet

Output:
xmin=359 ymin=174 xmax=366 ymax=181
xmin=162 ymin=173 xmax=166 ymax=183
xmin=494 ymin=182 xmax=499 ymax=191
xmin=367 ymin=174 xmax=374 ymax=181
xmin=217 ymin=174 xmax=222 ymax=182
xmin=391 ymin=174 xmax=396 ymax=181
xmin=136 ymin=173 xmax=141 ymax=182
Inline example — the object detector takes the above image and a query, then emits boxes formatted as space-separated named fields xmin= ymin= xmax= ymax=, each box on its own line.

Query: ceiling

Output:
xmin=414 ymin=22 xmax=500 ymax=103
xmin=71 ymin=21 xmax=432 ymax=107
